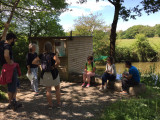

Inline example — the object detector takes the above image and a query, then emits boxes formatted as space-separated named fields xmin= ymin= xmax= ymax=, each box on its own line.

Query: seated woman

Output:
xmin=99 ymin=56 xmax=116 ymax=91
xmin=82 ymin=56 xmax=96 ymax=88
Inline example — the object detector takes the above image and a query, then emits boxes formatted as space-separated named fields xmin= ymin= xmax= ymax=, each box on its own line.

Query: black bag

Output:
xmin=41 ymin=53 xmax=53 ymax=72
xmin=40 ymin=53 xmax=59 ymax=80
xmin=0 ymin=40 xmax=5 ymax=66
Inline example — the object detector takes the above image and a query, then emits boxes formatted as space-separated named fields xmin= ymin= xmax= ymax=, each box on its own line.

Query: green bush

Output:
xmin=133 ymin=34 xmax=158 ymax=62
xmin=12 ymin=33 xmax=29 ymax=75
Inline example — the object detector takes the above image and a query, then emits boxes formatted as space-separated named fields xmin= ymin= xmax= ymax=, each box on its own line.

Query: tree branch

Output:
xmin=0 ymin=1 xmax=44 ymax=12
xmin=108 ymin=0 xmax=115 ymax=6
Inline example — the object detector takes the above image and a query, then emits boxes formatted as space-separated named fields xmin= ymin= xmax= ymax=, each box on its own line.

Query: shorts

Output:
xmin=7 ymin=68 xmax=20 ymax=93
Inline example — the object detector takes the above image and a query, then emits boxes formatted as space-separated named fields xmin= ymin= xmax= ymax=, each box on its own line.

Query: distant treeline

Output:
xmin=117 ymin=24 xmax=160 ymax=39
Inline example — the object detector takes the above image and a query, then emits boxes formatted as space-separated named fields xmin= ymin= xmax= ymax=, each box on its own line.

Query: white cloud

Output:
xmin=63 ymin=0 xmax=113 ymax=17
xmin=61 ymin=8 xmax=90 ymax=17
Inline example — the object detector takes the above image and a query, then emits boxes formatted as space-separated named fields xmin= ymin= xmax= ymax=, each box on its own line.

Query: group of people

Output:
xmin=0 ymin=32 xmax=62 ymax=110
xmin=0 ymin=31 xmax=140 ymax=111
xmin=82 ymin=56 xmax=140 ymax=95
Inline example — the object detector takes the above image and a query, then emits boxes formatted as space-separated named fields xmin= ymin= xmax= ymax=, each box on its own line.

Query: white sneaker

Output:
xmin=99 ymin=87 xmax=104 ymax=91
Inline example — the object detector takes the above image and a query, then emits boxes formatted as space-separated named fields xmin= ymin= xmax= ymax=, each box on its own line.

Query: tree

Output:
xmin=73 ymin=13 xmax=110 ymax=58
xmin=74 ymin=13 xmax=106 ymax=36
xmin=119 ymin=25 xmax=155 ymax=39
xmin=78 ymin=0 xmax=160 ymax=62
xmin=134 ymin=34 xmax=157 ymax=62
xmin=0 ymin=0 xmax=68 ymax=39
xmin=78 ymin=0 xmax=142 ymax=62
xmin=154 ymin=24 xmax=160 ymax=37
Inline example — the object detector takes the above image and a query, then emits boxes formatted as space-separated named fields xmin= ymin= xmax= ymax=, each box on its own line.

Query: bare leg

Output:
xmin=8 ymin=92 xmax=14 ymax=104
xmin=46 ymin=87 xmax=53 ymax=107
xmin=55 ymin=85 xmax=61 ymax=105
xmin=83 ymin=73 xmax=87 ymax=83
xmin=87 ymin=75 xmax=91 ymax=84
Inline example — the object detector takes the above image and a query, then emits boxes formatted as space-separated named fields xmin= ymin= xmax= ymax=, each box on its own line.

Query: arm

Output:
xmin=32 ymin=57 xmax=40 ymax=65
xmin=53 ymin=54 xmax=60 ymax=67
xmin=27 ymin=65 xmax=31 ymax=74
xmin=84 ymin=65 xmax=87 ymax=72
xmin=124 ymin=74 xmax=132 ymax=80
xmin=1 ymin=23 xmax=9 ymax=41
xmin=4 ymin=49 xmax=13 ymax=64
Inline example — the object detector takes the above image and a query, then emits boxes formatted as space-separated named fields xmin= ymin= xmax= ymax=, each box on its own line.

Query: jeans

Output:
xmin=102 ymin=72 xmax=116 ymax=85
xmin=122 ymin=77 xmax=139 ymax=91
xmin=30 ymin=68 xmax=38 ymax=92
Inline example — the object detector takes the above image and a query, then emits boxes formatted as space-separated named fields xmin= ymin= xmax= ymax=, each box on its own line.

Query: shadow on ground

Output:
xmin=0 ymin=79 xmax=127 ymax=120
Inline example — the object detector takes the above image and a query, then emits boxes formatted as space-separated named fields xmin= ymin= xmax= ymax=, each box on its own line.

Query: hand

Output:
xmin=28 ymin=69 xmax=31 ymax=74
xmin=84 ymin=69 xmax=87 ymax=72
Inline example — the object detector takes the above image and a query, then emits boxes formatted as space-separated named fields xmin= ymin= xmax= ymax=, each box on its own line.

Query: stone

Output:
xmin=129 ymin=83 xmax=146 ymax=96
xmin=107 ymin=80 xmax=122 ymax=92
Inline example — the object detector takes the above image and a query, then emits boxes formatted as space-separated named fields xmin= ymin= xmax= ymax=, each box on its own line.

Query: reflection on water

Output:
xmin=96 ymin=62 xmax=160 ymax=74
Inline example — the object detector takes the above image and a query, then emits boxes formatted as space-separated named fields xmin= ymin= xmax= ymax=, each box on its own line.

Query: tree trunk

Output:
xmin=1 ymin=0 xmax=20 ymax=41
xmin=109 ymin=0 xmax=120 ymax=62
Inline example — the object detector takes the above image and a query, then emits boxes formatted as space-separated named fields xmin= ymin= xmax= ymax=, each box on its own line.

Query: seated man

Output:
xmin=121 ymin=61 xmax=140 ymax=94
xmin=82 ymin=56 xmax=96 ymax=88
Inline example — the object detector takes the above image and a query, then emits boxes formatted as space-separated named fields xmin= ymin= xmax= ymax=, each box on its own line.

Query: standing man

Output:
xmin=0 ymin=24 xmax=22 ymax=110
xmin=121 ymin=61 xmax=140 ymax=94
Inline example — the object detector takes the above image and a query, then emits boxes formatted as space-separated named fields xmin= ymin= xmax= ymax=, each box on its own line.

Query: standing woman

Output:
xmin=32 ymin=42 xmax=61 ymax=109
xmin=26 ymin=43 xmax=39 ymax=94
xmin=99 ymin=56 xmax=117 ymax=91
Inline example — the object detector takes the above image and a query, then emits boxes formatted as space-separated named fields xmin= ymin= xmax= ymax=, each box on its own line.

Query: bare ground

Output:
xmin=0 ymin=79 xmax=128 ymax=120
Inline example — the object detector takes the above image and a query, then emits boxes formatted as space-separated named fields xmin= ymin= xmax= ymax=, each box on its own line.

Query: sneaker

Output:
xmin=34 ymin=92 xmax=39 ymax=96
xmin=48 ymin=106 xmax=53 ymax=110
xmin=86 ymin=84 xmax=90 ymax=88
xmin=7 ymin=104 xmax=12 ymax=109
xmin=104 ymin=86 xmax=107 ymax=90
xmin=56 ymin=103 xmax=65 ymax=109
xmin=99 ymin=87 xmax=104 ymax=91
xmin=120 ymin=91 xmax=128 ymax=95
xmin=11 ymin=100 xmax=22 ymax=111
xmin=81 ymin=83 xmax=85 ymax=87
xmin=15 ymin=101 xmax=22 ymax=108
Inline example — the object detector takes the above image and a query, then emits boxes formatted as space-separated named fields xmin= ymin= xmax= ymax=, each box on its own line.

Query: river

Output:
xmin=96 ymin=62 xmax=160 ymax=74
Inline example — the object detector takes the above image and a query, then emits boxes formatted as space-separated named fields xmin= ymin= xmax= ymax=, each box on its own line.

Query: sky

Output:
xmin=59 ymin=0 xmax=160 ymax=32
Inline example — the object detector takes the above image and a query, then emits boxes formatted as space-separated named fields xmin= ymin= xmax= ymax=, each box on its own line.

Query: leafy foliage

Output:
xmin=118 ymin=25 xmax=155 ymax=39
xmin=133 ymin=34 xmax=157 ymax=62
xmin=154 ymin=24 xmax=160 ymax=37
xmin=0 ymin=0 xmax=67 ymax=37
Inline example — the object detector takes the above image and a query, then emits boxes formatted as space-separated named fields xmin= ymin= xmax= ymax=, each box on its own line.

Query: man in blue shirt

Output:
xmin=121 ymin=61 xmax=140 ymax=94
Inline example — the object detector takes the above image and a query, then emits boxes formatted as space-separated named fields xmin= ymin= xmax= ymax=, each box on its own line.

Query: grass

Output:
xmin=98 ymin=65 xmax=160 ymax=120
xmin=116 ymin=37 xmax=160 ymax=51
xmin=99 ymin=86 xmax=160 ymax=120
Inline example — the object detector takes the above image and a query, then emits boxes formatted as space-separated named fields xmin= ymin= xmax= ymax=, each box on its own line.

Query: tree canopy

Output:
xmin=0 ymin=0 xmax=68 ymax=37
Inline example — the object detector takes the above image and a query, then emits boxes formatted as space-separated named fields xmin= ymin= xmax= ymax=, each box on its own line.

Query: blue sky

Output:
xmin=59 ymin=0 xmax=160 ymax=32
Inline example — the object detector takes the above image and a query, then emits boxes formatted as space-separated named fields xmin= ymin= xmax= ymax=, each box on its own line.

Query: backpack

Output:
xmin=40 ymin=53 xmax=59 ymax=80
xmin=0 ymin=40 xmax=5 ymax=66
xmin=41 ymin=53 xmax=53 ymax=72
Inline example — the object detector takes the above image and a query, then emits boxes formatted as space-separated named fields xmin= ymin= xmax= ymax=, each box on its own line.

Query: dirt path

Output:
xmin=0 ymin=80 xmax=127 ymax=120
